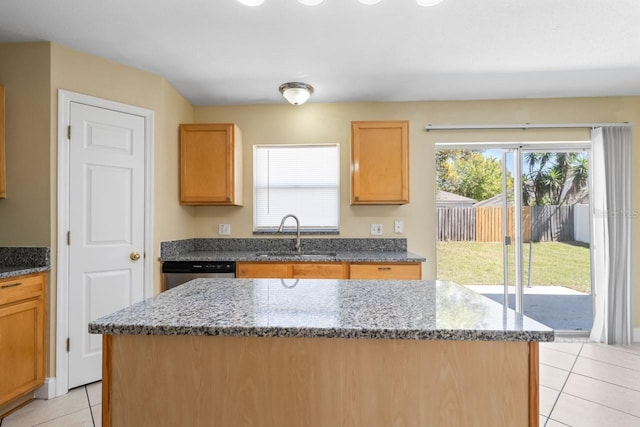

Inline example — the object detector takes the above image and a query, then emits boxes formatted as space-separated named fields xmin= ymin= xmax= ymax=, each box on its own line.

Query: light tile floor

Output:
xmin=1 ymin=381 xmax=101 ymax=427
xmin=1 ymin=342 xmax=639 ymax=426
xmin=539 ymin=341 xmax=640 ymax=426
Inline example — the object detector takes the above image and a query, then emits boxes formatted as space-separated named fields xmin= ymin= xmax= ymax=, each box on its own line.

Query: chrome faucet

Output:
xmin=278 ymin=214 xmax=301 ymax=252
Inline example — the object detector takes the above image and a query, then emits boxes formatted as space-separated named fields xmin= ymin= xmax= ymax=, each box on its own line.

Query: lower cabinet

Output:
xmin=349 ymin=263 xmax=422 ymax=280
xmin=0 ymin=273 xmax=46 ymax=411
xmin=236 ymin=262 xmax=421 ymax=280
xmin=237 ymin=262 xmax=348 ymax=279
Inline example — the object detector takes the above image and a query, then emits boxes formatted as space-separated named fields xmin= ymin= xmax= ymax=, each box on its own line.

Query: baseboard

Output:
xmin=34 ymin=378 xmax=57 ymax=400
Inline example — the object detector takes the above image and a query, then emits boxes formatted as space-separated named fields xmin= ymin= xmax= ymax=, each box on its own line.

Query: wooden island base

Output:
xmin=102 ymin=335 xmax=539 ymax=427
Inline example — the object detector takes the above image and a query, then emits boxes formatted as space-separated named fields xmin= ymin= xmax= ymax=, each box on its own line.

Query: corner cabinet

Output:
xmin=351 ymin=121 xmax=409 ymax=205
xmin=0 ymin=273 xmax=46 ymax=411
xmin=180 ymin=123 xmax=243 ymax=206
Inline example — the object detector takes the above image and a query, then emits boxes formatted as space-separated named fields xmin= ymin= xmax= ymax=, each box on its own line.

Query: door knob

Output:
xmin=130 ymin=252 xmax=141 ymax=261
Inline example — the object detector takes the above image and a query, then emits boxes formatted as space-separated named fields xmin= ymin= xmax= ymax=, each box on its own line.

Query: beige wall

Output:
xmin=0 ymin=43 xmax=52 ymax=246
xmin=48 ymin=43 xmax=195 ymax=374
xmin=2 ymin=42 xmax=640 ymax=382
xmin=195 ymin=97 xmax=640 ymax=328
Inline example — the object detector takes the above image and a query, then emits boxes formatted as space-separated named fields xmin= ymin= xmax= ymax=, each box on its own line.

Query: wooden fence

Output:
xmin=437 ymin=205 xmax=574 ymax=242
xmin=436 ymin=207 xmax=475 ymax=241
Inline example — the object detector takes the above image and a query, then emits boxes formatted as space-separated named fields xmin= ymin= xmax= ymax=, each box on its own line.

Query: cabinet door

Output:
xmin=351 ymin=121 xmax=409 ymax=204
xmin=180 ymin=123 xmax=243 ymax=205
xmin=0 ymin=84 xmax=5 ymax=198
xmin=292 ymin=263 xmax=348 ymax=279
xmin=236 ymin=263 xmax=292 ymax=278
xmin=0 ymin=297 xmax=45 ymax=405
xmin=349 ymin=263 xmax=421 ymax=280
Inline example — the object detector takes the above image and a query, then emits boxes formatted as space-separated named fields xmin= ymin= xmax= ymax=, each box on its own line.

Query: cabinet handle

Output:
xmin=377 ymin=267 xmax=392 ymax=271
xmin=1 ymin=282 xmax=22 ymax=289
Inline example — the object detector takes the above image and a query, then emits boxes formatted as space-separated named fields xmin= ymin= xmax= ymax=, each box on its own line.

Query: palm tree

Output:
xmin=522 ymin=152 xmax=588 ymax=206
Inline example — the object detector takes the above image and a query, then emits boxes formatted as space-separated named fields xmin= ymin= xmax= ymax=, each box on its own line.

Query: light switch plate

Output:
xmin=218 ymin=224 xmax=231 ymax=235
xmin=370 ymin=224 xmax=383 ymax=236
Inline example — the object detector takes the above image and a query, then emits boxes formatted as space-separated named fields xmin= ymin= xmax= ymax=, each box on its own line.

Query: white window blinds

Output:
xmin=254 ymin=144 xmax=339 ymax=231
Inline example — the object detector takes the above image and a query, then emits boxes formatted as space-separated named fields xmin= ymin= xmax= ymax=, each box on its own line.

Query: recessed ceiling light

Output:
xmin=358 ymin=0 xmax=383 ymax=4
xmin=237 ymin=0 xmax=264 ymax=6
xmin=416 ymin=0 xmax=444 ymax=6
xmin=298 ymin=0 xmax=325 ymax=5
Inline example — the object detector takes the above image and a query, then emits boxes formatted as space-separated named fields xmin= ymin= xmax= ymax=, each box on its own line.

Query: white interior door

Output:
xmin=67 ymin=102 xmax=145 ymax=388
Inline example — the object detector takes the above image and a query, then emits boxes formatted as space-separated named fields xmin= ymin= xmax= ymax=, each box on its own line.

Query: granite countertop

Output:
xmin=0 ymin=247 xmax=51 ymax=279
xmin=0 ymin=265 xmax=50 ymax=279
xmin=159 ymin=238 xmax=426 ymax=263
xmin=163 ymin=250 xmax=425 ymax=263
xmin=89 ymin=278 xmax=554 ymax=342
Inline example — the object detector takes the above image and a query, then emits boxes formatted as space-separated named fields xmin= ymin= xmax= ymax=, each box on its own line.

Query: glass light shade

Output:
xmin=279 ymin=83 xmax=314 ymax=105
xmin=298 ymin=0 xmax=325 ymax=5
xmin=416 ymin=0 xmax=444 ymax=6
xmin=237 ymin=0 xmax=264 ymax=6
xmin=358 ymin=0 xmax=383 ymax=4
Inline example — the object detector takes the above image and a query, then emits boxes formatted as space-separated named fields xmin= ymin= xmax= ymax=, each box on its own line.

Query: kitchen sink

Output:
xmin=254 ymin=251 xmax=337 ymax=259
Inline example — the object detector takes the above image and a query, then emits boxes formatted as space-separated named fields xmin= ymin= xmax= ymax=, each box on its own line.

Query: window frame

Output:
xmin=252 ymin=143 xmax=340 ymax=234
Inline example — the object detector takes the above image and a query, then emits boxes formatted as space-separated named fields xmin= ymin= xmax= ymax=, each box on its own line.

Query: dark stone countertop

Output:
xmin=159 ymin=238 xmax=426 ymax=263
xmin=0 ymin=247 xmax=50 ymax=279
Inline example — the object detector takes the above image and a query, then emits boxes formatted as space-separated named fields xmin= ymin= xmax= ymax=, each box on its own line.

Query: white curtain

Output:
xmin=590 ymin=126 xmax=633 ymax=345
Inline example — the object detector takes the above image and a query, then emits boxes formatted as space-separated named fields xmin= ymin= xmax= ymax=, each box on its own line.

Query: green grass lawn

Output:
xmin=437 ymin=241 xmax=592 ymax=293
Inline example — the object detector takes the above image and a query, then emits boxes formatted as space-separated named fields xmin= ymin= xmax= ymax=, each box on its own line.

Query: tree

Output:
xmin=436 ymin=149 xmax=507 ymax=201
xmin=523 ymin=152 xmax=589 ymax=206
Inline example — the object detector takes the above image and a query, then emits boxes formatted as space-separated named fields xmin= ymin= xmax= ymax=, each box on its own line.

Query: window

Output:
xmin=254 ymin=144 xmax=339 ymax=232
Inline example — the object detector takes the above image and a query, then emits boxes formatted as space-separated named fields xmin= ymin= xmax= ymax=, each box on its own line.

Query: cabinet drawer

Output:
xmin=349 ymin=263 xmax=421 ymax=280
xmin=236 ymin=263 xmax=291 ymax=278
xmin=292 ymin=263 xmax=348 ymax=279
xmin=0 ymin=274 xmax=44 ymax=306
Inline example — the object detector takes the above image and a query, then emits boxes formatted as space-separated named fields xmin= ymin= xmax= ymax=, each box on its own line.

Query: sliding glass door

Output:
xmin=436 ymin=142 xmax=593 ymax=334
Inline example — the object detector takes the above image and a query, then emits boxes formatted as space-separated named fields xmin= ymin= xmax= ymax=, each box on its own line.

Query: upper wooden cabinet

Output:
xmin=0 ymin=85 xmax=6 ymax=199
xmin=351 ymin=121 xmax=409 ymax=205
xmin=180 ymin=123 xmax=243 ymax=205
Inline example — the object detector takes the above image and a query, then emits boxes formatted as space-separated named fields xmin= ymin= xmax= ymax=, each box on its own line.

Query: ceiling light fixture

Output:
xmin=237 ymin=0 xmax=264 ymax=6
xmin=279 ymin=82 xmax=314 ymax=105
xmin=298 ymin=0 xmax=325 ymax=5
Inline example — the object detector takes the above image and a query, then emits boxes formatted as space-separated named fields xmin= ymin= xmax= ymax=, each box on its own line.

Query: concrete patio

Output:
xmin=467 ymin=285 xmax=593 ymax=332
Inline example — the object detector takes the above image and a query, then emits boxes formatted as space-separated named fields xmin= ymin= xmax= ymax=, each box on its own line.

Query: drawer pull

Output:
xmin=377 ymin=267 xmax=392 ymax=271
xmin=1 ymin=282 xmax=22 ymax=289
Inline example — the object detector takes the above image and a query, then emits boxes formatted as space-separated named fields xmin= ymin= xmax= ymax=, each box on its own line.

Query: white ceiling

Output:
xmin=1 ymin=0 xmax=639 ymax=106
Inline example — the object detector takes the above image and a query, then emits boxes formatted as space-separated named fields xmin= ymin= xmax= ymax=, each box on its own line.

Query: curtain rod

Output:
xmin=424 ymin=122 xmax=632 ymax=131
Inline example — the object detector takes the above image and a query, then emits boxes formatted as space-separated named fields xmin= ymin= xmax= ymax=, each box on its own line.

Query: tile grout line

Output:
xmin=545 ymin=342 xmax=584 ymax=425
xmin=85 ymin=385 xmax=96 ymax=427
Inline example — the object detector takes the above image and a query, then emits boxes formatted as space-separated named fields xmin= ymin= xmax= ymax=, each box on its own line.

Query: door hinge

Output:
xmin=67 ymin=231 xmax=71 ymax=245
xmin=66 ymin=337 xmax=70 ymax=352
xmin=67 ymin=125 xmax=71 ymax=139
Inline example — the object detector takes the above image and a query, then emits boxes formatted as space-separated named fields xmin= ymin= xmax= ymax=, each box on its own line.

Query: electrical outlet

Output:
xmin=394 ymin=220 xmax=404 ymax=234
xmin=218 ymin=224 xmax=231 ymax=235
xmin=370 ymin=223 xmax=383 ymax=236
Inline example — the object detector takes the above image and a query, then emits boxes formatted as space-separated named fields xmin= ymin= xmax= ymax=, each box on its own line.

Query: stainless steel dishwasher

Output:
xmin=161 ymin=261 xmax=236 ymax=291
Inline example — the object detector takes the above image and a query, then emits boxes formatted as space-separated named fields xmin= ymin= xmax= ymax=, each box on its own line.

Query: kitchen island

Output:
xmin=90 ymin=278 xmax=553 ymax=427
